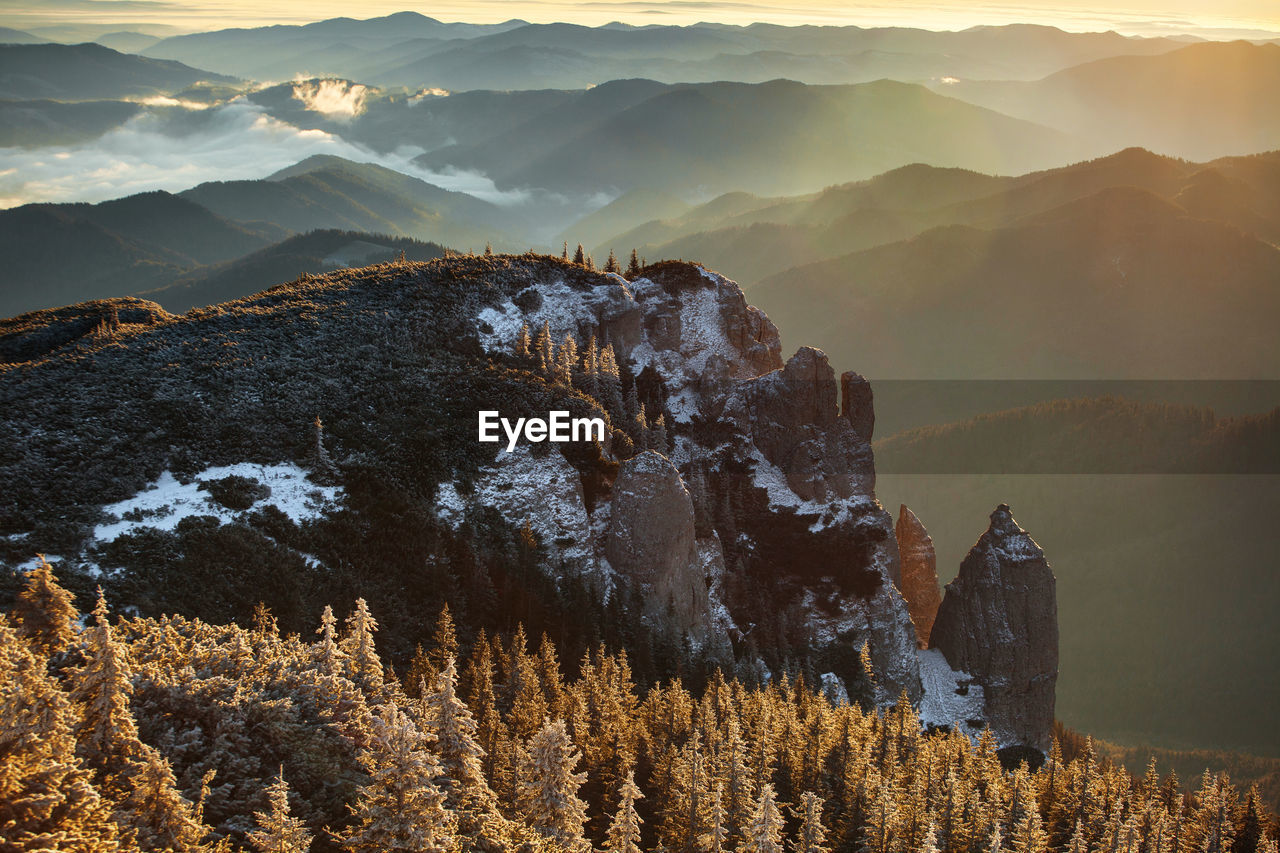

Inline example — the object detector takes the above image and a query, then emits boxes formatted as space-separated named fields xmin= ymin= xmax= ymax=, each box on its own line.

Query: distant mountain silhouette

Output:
xmin=0 ymin=99 xmax=143 ymax=146
xmin=938 ymin=41 xmax=1280 ymax=160
xmin=141 ymin=15 xmax=1188 ymax=89
xmin=413 ymin=78 xmax=1085 ymax=196
xmin=138 ymin=230 xmax=447 ymax=312
xmin=0 ymin=27 xmax=45 ymax=44
xmin=181 ymin=155 xmax=518 ymax=250
xmin=0 ymin=191 xmax=272 ymax=316
xmin=747 ymin=167 xmax=1280 ymax=379
xmin=619 ymin=148 xmax=1280 ymax=290
xmin=0 ymin=42 xmax=236 ymax=100
xmin=875 ymin=396 xmax=1280 ymax=473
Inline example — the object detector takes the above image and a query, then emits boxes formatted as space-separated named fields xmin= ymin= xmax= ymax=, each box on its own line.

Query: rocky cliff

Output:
xmin=895 ymin=504 xmax=942 ymax=647
xmin=0 ymin=254 xmax=1056 ymax=734
xmin=930 ymin=504 xmax=1059 ymax=755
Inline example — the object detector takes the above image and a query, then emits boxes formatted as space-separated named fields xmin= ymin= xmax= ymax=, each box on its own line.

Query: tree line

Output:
xmin=3 ymin=558 xmax=1276 ymax=853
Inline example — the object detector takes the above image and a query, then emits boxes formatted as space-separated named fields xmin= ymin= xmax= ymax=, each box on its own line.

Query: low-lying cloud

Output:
xmin=0 ymin=97 xmax=529 ymax=208
xmin=291 ymin=79 xmax=369 ymax=119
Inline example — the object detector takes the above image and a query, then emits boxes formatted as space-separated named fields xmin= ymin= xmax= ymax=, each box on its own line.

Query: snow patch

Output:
xmin=917 ymin=647 xmax=986 ymax=733
xmin=93 ymin=463 xmax=342 ymax=543
xmin=439 ymin=447 xmax=593 ymax=566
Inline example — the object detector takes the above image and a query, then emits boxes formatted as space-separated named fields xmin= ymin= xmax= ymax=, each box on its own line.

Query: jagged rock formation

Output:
xmin=605 ymin=450 xmax=721 ymax=644
xmin=0 ymin=255 xmax=1059 ymax=714
xmin=895 ymin=505 xmax=942 ymax=647
xmin=720 ymin=346 xmax=918 ymax=700
xmin=930 ymin=504 xmax=1058 ymax=754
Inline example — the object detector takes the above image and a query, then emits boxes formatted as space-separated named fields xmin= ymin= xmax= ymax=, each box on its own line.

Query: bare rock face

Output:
xmin=930 ymin=504 xmax=1058 ymax=755
xmin=605 ymin=450 xmax=712 ymax=640
xmin=720 ymin=345 xmax=920 ymax=701
xmin=725 ymin=347 xmax=875 ymax=502
xmin=895 ymin=505 xmax=942 ymax=648
xmin=469 ymin=260 xmax=919 ymax=702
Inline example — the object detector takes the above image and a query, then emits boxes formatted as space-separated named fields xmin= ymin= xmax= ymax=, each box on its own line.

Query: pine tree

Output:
xmin=515 ymin=323 xmax=532 ymax=361
xmin=518 ymin=718 xmax=590 ymax=853
xmin=627 ymin=249 xmax=641 ymax=278
xmin=70 ymin=590 xmax=142 ymax=776
xmin=535 ymin=321 xmax=555 ymax=377
xmin=605 ymin=250 xmax=620 ymax=273
xmin=662 ymin=726 xmax=711 ymax=852
xmin=311 ymin=605 xmax=346 ymax=676
xmin=920 ymin=824 xmax=941 ymax=853
xmin=573 ymin=244 xmax=586 ymax=265
xmin=12 ymin=555 xmax=79 ymax=659
xmin=248 ymin=771 xmax=312 ymax=853
xmin=562 ymin=241 xmax=569 ymax=260
xmin=651 ymin=413 xmax=669 ymax=454
xmin=708 ymin=784 xmax=729 ymax=853
xmin=557 ymin=334 xmax=578 ymax=386
xmin=794 ymin=791 xmax=831 ymax=853
xmin=121 ymin=744 xmax=211 ymax=852
xmin=419 ymin=657 xmax=496 ymax=822
xmin=426 ymin=604 xmax=460 ymax=686
xmin=342 ymin=703 xmax=454 ymax=853
xmin=739 ymin=783 xmax=784 ymax=853
xmin=0 ymin=614 xmax=120 ymax=852
xmin=605 ymin=770 xmax=645 ymax=853
xmin=341 ymin=598 xmax=382 ymax=693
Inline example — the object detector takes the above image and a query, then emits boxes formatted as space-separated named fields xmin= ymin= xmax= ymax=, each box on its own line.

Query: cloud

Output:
xmin=291 ymin=79 xmax=369 ymax=120
xmin=0 ymin=97 xmax=529 ymax=208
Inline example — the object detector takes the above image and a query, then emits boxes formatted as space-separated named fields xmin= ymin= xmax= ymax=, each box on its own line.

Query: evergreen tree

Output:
xmin=518 ymin=718 xmax=591 ymax=853
xmin=311 ymin=605 xmax=346 ymax=676
xmin=573 ymin=244 xmax=586 ymax=265
xmin=341 ymin=599 xmax=382 ymax=693
xmin=535 ymin=321 xmax=555 ymax=377
xmin=627 ymin=249 xmax=641 ymax=278
xmin=606 ymin=770 xmax=645 ymax=853
xmin=0 ymin=614 xmax=120 ymax=852
xmin=605 ymin=250 xmax=620 ymax=273
xmin=420 ymin=657 xmax=496 ymax=823
xmin=12 ymin=555 xmax=79 ymax=659
xmin=70 ymin=590 xmax=142 ymax=776
xmin=794 ymin=791 xmax=831 ymax=853
xmin=342 ymin=703 xmax=453 ymax=853
xmin=121 ymin=745 xmax=211 ymax=852
xmin=248 ymin=772 xmax=312 ymax=853
xmin=515 ymin=323 xmax=532 ymax=361
xmin=708 ymin=784 xmax=729 ymax=853
xmin=740 ymin=783 xmax=784 ymax=853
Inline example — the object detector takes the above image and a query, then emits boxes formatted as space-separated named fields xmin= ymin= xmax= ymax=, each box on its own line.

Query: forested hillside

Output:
xmin=5 ymin=561 xmax=1276 ymax=852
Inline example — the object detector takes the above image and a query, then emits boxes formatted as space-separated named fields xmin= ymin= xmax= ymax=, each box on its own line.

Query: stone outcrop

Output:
xmin=721 ymin=346 xmax=920 ymax=701
xmin=724 ymin=347 xmax=875 ymax=502
xmin=895 ymin=505 xmax=942 ymax=647
xmin=930 ymin=504 xmax=1058 ymax=754
xmin=605 ymin=450 xmax=713 ymax=640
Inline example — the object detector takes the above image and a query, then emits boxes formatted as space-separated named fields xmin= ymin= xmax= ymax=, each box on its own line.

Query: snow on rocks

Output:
xmin=436 ymin=446 xmax=593 ymax=565
xmin=93 ymin=463 xmax=342 ymax=543
xmin=917 ymin=647 xmax=986 ymax=733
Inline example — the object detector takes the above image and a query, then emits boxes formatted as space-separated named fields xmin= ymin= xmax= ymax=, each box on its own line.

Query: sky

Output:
xmin=3 ymin=0 xmax=1280 ymax=39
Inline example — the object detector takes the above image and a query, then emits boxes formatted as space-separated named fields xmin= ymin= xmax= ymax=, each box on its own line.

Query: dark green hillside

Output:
xmin=874 ymin=397 xmax=1280 ymax=474
xmin=0 ymin=42 xmax=235 ymax=100
xmin=0 ymin=255 xmax=656 ymax=673
xmin=0 ymin=98 xmax=142 ymax=146
xmin=181 ymin=156 xmax=515 ymax=251
xmin=0 ymin=192 xmax=272 ymax=317
xmin=750 ymin=185 xmax=1280 ymax=379
xmin=140 ymin=230 xmax=448 ymax=312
